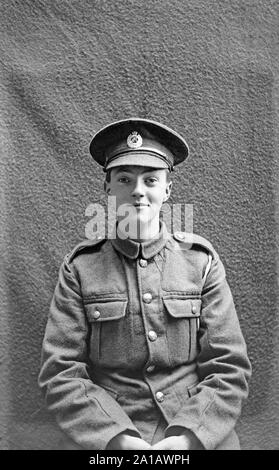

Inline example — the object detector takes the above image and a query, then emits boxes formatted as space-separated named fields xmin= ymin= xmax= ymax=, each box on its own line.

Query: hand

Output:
xmin=151 ymin=428 xmax=204 ymax=450
xmin=106 ymin=432 xmax=151 ymax=450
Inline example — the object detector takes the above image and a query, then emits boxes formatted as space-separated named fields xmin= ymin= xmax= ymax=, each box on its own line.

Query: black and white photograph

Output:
xmin=1 ymin=0 xmax=278 ymax=457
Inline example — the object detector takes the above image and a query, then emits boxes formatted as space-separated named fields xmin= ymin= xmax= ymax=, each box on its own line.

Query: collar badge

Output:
xmin=127 ymin=131 xmax=143 ymax=149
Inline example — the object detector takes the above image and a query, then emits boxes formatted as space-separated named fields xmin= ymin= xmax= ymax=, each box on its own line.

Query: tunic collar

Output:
xmin=111 ymin=222 xmax=170 ymax=259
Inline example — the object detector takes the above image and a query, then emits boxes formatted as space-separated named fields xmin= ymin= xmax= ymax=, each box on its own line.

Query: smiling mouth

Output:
xmin=133 ymin=203 xmax=150 ymax=208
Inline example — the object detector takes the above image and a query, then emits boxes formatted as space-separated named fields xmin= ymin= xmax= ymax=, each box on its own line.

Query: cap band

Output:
xmin=105 ymin=148 xmax=174 ymax=171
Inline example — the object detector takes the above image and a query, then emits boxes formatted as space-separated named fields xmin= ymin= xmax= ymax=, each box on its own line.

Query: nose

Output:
xmin=131 ymin=179 xmax=144 ymax=198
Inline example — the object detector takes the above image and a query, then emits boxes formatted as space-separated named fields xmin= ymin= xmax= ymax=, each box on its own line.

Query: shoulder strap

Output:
xmin=173 ymin=231 xmax=216 ymax=258
xmin=65 ymin=237 xmax=106 ymax=264
xmin=173 ymin=231 xmax=216 ymax=283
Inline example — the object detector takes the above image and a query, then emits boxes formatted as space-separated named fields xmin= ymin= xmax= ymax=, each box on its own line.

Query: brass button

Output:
xmin=143 ymin=293 xmax=152 ymax=303
xmin=139 ymin=259 xmax=148 ymax=268
xmin=92 ymin=310 xmax=101 ymax=320
xmin=192 ymin=305 xmax=197 ymax=314
xmin=146 ymin=365 xmax=155 ymax=373
xmin=148 ymin=330 xmax=157 ymax=342
xmin=156 ymin=391 xmax=164 ymax=402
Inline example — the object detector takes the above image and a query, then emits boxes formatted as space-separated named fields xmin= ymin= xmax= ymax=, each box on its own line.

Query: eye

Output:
xmin=145 ymin=176 xmax=158 ymax=185
xmin=118 ymin=176 xmax=130 ymax=183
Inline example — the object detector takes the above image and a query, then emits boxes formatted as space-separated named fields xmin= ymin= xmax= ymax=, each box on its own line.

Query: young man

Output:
xmin=38 ymin=118 xmax=251 ymax=450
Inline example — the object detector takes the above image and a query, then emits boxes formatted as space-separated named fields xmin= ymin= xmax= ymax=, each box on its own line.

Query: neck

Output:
xmin=117 ymin=217 xmax=160 ymax=242
xmin=134 ymin=219 xmax=160 ymax=242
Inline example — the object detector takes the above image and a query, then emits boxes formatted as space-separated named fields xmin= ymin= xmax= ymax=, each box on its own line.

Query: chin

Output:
xmin=130 ymin=215 xmax=150 ymax=225
xmin=119 ymin=216 xmax=150 ymax=230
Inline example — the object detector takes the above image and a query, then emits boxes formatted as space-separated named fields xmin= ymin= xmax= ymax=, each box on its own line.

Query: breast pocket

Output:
xmin=84 ymin=298 xmax=128 ymax=367
xmin=162 ymin=297 xmax=201 ymax=365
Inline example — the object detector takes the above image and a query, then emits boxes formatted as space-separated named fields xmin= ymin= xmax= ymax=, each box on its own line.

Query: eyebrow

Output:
xmin=114 ymin=167 xmax=158 ymax=175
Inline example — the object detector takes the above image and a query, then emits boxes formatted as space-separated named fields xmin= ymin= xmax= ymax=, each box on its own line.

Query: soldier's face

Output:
xmin=106 ymin=165 xmax=172 ymax=228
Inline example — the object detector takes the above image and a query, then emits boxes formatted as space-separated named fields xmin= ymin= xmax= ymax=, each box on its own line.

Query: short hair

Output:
xmin=105 ymin=168 xmax=172 ymax=183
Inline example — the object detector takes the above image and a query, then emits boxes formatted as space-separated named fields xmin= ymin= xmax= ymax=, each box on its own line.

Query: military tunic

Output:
xmin=38 ymin=223 xmax=251 ymax=450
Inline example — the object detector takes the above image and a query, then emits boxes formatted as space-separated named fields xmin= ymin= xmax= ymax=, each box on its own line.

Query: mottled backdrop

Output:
xmin=1 ymin=0 xmax=279 ymax=449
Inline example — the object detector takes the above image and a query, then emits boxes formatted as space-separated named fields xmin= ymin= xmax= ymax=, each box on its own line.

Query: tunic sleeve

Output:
xmin=38 ymin=256 xmax=141 ymax=450
xmin=165 ymin=251 xmax=252 ymax=449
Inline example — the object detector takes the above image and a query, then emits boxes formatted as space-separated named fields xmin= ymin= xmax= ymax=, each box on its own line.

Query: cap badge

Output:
xmin=127 ymin=131 xmax=143 ymax=149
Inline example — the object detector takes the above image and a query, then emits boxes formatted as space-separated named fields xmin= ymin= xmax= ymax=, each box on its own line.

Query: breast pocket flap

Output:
xmin=85 ymin=300 xmax=128 ymax=322
xmin=163 ymin=298 xmax=201 ymax=318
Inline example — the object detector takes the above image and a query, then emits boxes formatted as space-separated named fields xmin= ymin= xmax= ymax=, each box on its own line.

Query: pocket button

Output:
xmin=92 ymin=310 xmax=101 ymax=320
xmin=192 ymin=305 xmax=197 ymax=314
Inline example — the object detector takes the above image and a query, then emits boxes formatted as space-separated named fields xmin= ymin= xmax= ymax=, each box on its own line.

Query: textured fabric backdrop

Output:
xmin=1 ymin=0 xmax=279 ymax=450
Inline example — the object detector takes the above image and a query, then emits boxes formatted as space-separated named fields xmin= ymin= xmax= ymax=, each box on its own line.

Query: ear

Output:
xmin=163 ymin=181 xmax=172 ymax=202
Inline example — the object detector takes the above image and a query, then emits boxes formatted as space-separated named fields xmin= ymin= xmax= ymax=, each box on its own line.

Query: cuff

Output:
xmin=165 ymin=421 xmax=215 ymax=450
xmin=94 ymin=423 xmax=142 ymax=450
xmin=105 ymin=428 xmax=141 ymax=450
xmin=165 ymin=424 xmax=205 ymax=450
